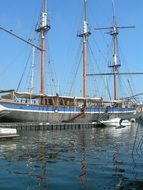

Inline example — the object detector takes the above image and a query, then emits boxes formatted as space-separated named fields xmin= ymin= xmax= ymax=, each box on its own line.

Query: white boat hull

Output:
xmin=0 ymin=103 xmax=137 ymax=124
xmin=100 ymin=117 xmax=132 ymax=127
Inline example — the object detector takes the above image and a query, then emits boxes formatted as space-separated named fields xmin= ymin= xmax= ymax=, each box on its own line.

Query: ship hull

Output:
xmin=0 ymin=102 xmax=136 ymax=124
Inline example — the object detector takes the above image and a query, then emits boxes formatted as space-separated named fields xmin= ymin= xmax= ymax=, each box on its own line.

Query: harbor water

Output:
xmin=0 ymin=123 xmax=143 ymax=190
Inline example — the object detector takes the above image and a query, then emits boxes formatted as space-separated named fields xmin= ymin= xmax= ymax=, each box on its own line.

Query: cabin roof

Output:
xmin=0 ymin=91 xmax=131 ymax=104
xmin=0 ymin=91 xmax=102 ymax=102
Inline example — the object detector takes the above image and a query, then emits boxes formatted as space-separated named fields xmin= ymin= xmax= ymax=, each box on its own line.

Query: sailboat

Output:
xmin=0 ymin=0 xmax=137 ymax=124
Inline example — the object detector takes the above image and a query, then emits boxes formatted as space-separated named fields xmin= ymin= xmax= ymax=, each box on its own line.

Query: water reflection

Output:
xmin=36 ymin=142 xmax=48 ymax=189
xmin=0 ymin=123 xmax=143 ymax=190
xmin=0 ymin=143 xmax=17 ymax=161
xmin=80 ymin=152 xmax=87 ymax=189
xmin=112 ymin=141 xmax=124 ymax=189
xmin=78 ymin=131 xmax=88 ymax=189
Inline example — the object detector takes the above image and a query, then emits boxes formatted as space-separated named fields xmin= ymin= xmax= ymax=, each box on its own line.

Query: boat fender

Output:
xmin=131 ymin=118 xmax=135 ymax=123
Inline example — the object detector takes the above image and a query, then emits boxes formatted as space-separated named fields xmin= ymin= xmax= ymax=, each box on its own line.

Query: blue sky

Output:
xmin=0 ymin=0 xmax=143 ymax=100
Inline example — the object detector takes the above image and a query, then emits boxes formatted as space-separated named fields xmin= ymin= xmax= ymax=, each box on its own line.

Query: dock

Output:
xmin=0 ymin=122 xmax=98 ymax=131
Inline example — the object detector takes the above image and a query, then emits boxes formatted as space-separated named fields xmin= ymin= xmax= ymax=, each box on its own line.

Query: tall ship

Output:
xmin=0 ymin=0 xmax=137 ymax=124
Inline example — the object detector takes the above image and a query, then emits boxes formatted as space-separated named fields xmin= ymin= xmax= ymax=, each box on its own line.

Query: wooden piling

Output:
xmin=0 ymin=122 xmax=97 ymax=131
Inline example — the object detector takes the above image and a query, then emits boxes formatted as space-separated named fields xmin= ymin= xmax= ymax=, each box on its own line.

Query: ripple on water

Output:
xmin=0 ymin=125 xmax=143 ymax=190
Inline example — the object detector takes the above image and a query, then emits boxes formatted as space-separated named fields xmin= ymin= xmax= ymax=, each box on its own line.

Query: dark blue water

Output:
xmin=0 ymin=123 xmax=143 ymax=190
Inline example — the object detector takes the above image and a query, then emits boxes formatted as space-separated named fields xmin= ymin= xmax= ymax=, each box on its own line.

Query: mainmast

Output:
xmin=36 ymin=0 xmax=50 ymax=104
xmin=78 ymin=0 xmax=91 ymax=98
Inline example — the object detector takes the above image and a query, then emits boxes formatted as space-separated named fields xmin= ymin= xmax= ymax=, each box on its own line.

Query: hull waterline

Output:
xmin=0 ymin=102 xmax=137 ymax=124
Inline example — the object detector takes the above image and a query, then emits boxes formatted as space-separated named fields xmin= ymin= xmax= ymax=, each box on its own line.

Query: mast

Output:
xmin=78 ymin=0 xmax=91 ymax=98
xmin=94 ymin=0 xmax=135 ymax=100
xmin=30 ymin=46 xmax=35 ymax=94
xmin=36 ymin=0 xmax=50 ymax=104
xmin=0 ymin=1 xmax=50 ymax=101
xmin=109 ymin=0 xmax=120 ymax=100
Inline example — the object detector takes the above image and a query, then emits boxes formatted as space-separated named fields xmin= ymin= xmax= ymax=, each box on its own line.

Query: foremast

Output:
xmin=78 ymin=0 xmax=91 ymax=98
xmin=36 ymin=0 xmax=50 ymax=104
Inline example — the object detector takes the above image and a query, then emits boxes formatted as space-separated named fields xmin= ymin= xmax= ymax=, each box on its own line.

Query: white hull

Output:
xmin=0 ymin=103 xmax=136 ymax=124
xmin=100 ymin=117 xmax=132 ymax=127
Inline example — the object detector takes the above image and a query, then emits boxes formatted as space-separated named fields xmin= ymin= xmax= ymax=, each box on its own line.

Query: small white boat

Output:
xmin=100 ymin=117 xmax=131 ymax=127
xmin=0 ymin=128 xmax=19 ymax=139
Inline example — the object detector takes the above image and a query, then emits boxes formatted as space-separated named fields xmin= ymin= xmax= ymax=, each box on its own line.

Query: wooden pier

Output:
xmin=0 ymin=122 xmax=98 ymax=131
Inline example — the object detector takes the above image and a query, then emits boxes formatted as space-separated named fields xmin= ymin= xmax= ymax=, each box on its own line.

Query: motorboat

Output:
xmin=100 ymin=117 xmax=132 ymax=127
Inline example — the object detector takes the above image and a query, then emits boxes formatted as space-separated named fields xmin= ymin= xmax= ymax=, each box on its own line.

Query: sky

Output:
xmin=0 ymin=0 xmax=143 ymax=100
